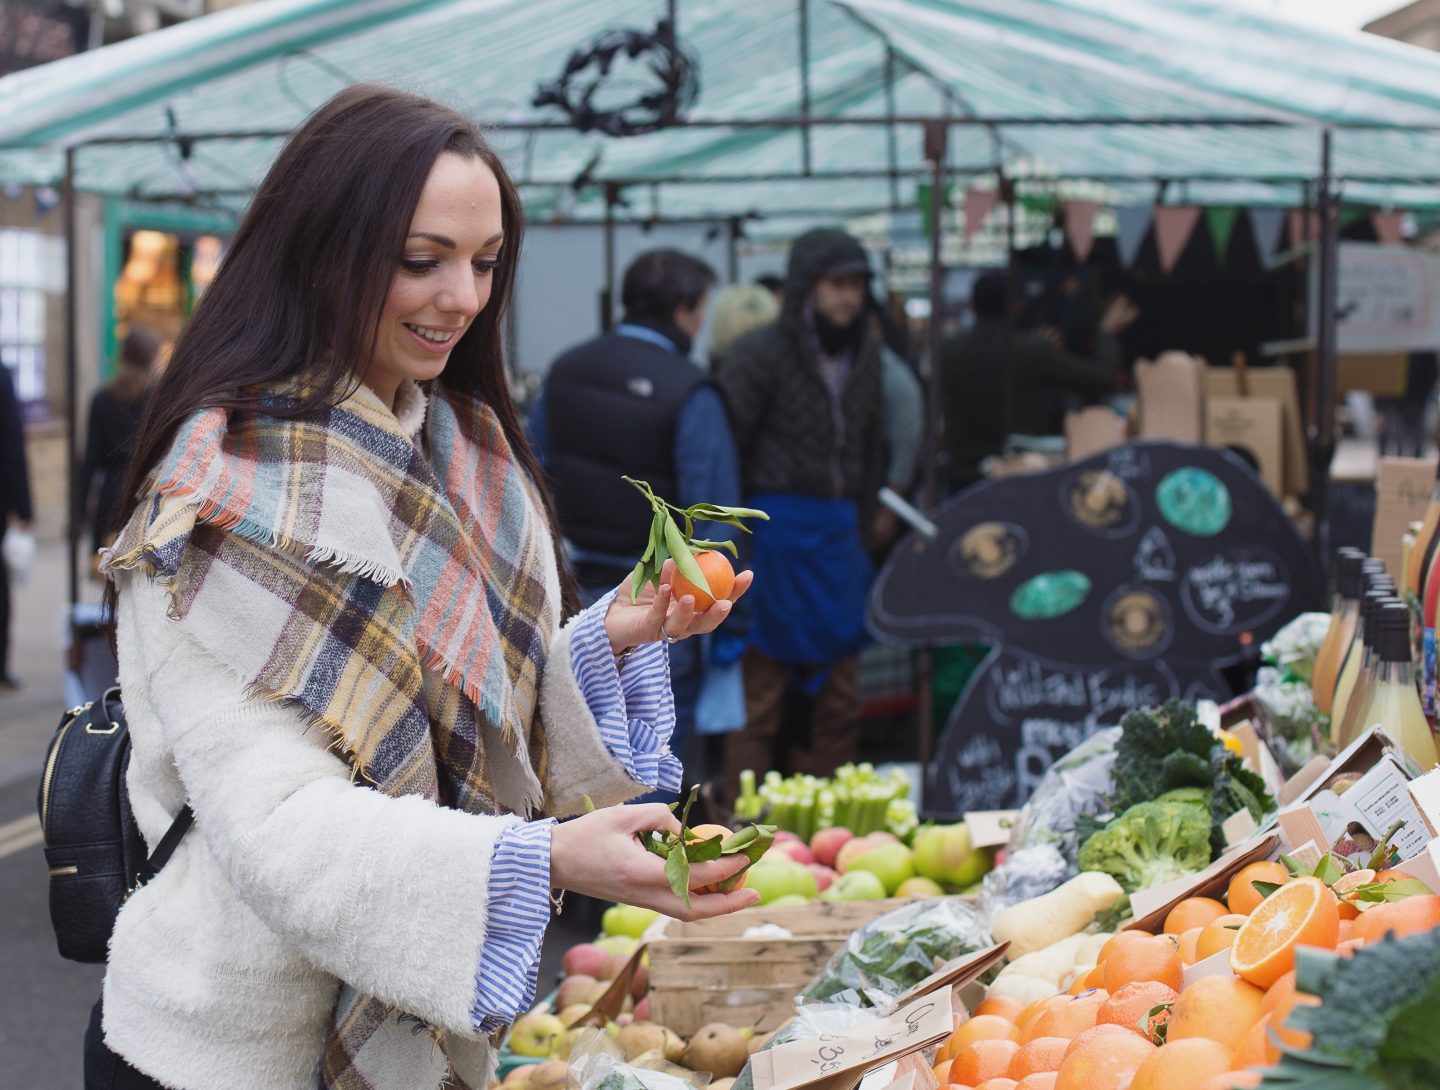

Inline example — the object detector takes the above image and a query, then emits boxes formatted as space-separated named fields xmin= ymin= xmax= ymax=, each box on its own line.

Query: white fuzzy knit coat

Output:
xmin=103 ymin=385 xmax=654 ymax=1090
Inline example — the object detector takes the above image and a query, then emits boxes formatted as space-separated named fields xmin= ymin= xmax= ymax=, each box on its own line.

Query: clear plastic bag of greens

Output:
xmin=798 ymin=898 xmax=989 ymax=1005
xmin=732 ymin=1002 xmax=886 ymax=1090
xmin=1006 ymin=726 xmax=1121 ymax=870
xmin=1260 ymin=612 xmax=1331 ymax=687
xmin=978 ymin=844 xmax=1072 ymax=923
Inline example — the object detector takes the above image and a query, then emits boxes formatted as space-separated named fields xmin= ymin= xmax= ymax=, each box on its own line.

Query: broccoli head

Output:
xmin=1078 ymin=800 xmax=1212 ymax=893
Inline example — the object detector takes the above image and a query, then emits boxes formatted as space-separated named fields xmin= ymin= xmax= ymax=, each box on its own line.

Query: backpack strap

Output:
xmin=136 ymin=805 xmax=194 ymax=887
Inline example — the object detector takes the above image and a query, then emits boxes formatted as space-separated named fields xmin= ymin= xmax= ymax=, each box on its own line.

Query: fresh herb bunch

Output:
xmin=623 ymin=476 xmax=767 ymax=603
xmin=634 ymin=786 xmax=776 ymax=908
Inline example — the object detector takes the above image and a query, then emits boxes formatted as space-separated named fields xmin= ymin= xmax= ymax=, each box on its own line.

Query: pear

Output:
xmin=527 ymin=1061 xmax=569 ymax=1090
xmin=617 ymin=1021 xmax=668 ymax=1061
xmin=682 ymin=1024 xmax=749 ymax=1078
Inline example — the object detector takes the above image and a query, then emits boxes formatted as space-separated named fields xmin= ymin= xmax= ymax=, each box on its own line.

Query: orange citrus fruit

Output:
xmin=952 ymin=1015 xmax=1023 ymax=1050
xmin=1015 ymin=1075 xmax=1058 ymax=1090
xmin=1168 ymin=975 xmax=1265 ymax=1052
xmin=1195 ymin=914 xmax=1248 ymax=961
xmin=1008 ymin=1038 xmax=1068 ymax=1079
xmin=975 ymin=996 xmax=1026 ymax=1022
xmin=1351 ymin=894 xmax=1440 ymax=943
xmin=671 ymin=549 xmax=734 ymax=610
xmin=1129 ymin=1038 xmax=1232 ymax=1090
xmin=952 ymin=1040 xmax=1023 ymax=1086
xmin=933 ymin=1059 xmax=953 ymax=1084
xmin=1096 ymin=980 xmax=1176 ymax=1044
xmin=1165 ymin=897 xmax=1230 ymax=935
xmin=1332 ymin=868 xmax=1376 ymax=920
xmin=1261 ymin=971 xmax=1319 ymax=1054
xmin=1096 ymin=930 xmax=1149 ymax=964
xmin=1230 ymin=876 xmax=1340 ymax=989
xmin=973 ymin=1080 xmax=1018 ymax=1090
xmin=1062 ymin=1023 xmax=1144 ymax=1059
xmin=1230 ymin=1013 xmax=1273 ymax=1069
xmin=1103 ymin=934 xmax=1183 ymax=992
xmin=1028 ymin=990 xmax=1108 ymax=1042
xmin=1053 ymin=1033 xmax=1154 ymax=1090
xmin=1177 ymin=927 xmax=1203 ymax=965
xmin=1017 ymin=996 xmax=1069 ymax=1039
xmin=1227 ymin=861 xmax=1289 ymax=916
xmin=1198 ymin=1074 xmax=1261 ymax=1090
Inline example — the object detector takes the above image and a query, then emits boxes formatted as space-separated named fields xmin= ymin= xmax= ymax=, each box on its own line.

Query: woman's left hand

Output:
xmin=604 ymin=557 xmax=753 ymax=655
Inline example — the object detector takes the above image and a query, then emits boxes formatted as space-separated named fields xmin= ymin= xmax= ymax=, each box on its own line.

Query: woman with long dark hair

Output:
xmin=93 ymin=84 xmax=754 ymax=1090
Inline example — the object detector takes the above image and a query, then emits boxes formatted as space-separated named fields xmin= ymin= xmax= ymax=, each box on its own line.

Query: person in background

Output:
xmin=0 ymin=361 xmax=31 ymax=691
xmin=81 ymin=325 xmax=163 ymax=561
xmin=754 ymin=274 xmax=785 ymax=306
xmin=529 ymin=249 xmax=743 ymax=796
xmin=872 ymin=304 xmax=924 ymax=555
xmin=707 ymin=282 xmax=779 ymax=375
xmin=939 ymin=270 xmax=1137 ymax=489
xmin=715 ymin=227 xmax=886 ymax=801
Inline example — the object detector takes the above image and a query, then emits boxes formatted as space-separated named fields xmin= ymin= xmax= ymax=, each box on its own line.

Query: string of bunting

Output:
xmin=532 ymin=19 xmax=699 ymax=138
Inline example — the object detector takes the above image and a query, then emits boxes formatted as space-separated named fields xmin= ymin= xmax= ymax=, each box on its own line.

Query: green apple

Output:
xmin=510 ymin=1011 xmax=566 ymax=1057
xmin=912 ymin=823 xmax=994 ymax=889
xmin=894 ymin=876 xmax=945 ymax=898
xmin=602 ymin=904 xmax=660 ymax=939
xmin=847 ymin=842 xmax=915 ymax=895
xmin=765 ymin=894 xmax=812 ymax=908
xmin=744 ymin=859 xmax=819 ymax=904
xmin=595 ymin=935 xmax=639 ymax=957
xmin=820 ymin=870 xmax=887 ymax=901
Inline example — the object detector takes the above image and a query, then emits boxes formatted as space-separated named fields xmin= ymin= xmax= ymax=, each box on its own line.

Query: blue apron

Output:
xmin=746 ymin=492 xmax=873 ymax=680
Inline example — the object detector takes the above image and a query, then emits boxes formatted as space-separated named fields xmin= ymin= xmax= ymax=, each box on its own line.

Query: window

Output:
xmin=0 ymin=227 xmax=59 ymax=405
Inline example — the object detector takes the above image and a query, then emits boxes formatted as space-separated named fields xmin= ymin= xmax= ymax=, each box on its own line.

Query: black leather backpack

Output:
xmin=37 ymin=687 xmax=192 ymax=963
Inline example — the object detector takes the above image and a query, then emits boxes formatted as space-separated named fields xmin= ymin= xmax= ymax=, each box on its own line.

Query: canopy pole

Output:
xmin=884 ymin=47 xmax=900 ymax=210
xmin=64 ymin=144 xmax=79 ymax=609
xmin=917 ymin=119 xmax=949 ymax=803
xmin=1313 ymin=130 xmax=1338 ymax=574
xmin=797 ymin=0 xmax=812 ymax=175
xmin=727 ymin=217 xmax=741 ymax=282
xmin=602 ymin=183 xmax=619 ymax=332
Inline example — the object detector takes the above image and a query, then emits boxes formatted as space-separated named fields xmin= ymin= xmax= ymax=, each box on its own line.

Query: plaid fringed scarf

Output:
xmin=105 ymin=380 xmax=561 ymax=1090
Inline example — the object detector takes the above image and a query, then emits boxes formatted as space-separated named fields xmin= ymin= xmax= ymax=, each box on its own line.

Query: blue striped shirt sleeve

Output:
xmin=472 ymin=595 xmax=681 ymax=1030
xmin=568 ymin=588 xmax=682 ymax=794
xmin=474 ymin=818 xmax=556 ymax=1032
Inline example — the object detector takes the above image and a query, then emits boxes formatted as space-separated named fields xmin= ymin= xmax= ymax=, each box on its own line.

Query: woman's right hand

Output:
xmin=550 ymin=804 xmax=760 ymax=922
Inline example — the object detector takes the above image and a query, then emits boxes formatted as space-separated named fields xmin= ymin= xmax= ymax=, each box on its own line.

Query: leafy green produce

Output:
xmin=1258 ymin=930 xmax=1440 ymax=1090
xmin=1156 ymin=786 xmax=1210 ymax=809
xmin=733 ymin=763 xmax=917 ymax=841
xmin=799 ymin=897 xmax=989 ymax=1003
xmin=621 ymin=476 xmax=767 ymax=603
xmin=1077 ymin=799 xmax=1212 ymax=893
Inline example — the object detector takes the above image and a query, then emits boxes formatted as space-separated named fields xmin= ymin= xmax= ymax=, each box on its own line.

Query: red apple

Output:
xmin=810 ymin=827 xmax=855 ymax=869
xmin=836 ymin=834 xmax=888 ymax=874
xmin=773 ymin=830 xmax=802 ymax=844
xmin=808 ymin=863 xmax=837 ymax=892
xmin=562 ymin=942 xmax=609 ymax=979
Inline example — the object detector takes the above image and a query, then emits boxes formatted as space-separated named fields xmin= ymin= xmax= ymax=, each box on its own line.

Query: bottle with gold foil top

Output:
xmin=1407 ymin=462 xmax=1440 ymax=602
xmin=1313 ymin=550 xmax=1367 ymax=716
xmin=1335 ymin=587 xmax=1397 ymax=750
xmin=1361 ymin=603 xmax=1439 ymax=769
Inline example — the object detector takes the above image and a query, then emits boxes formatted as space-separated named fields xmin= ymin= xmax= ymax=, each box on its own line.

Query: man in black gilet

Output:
xmin=531 ymin=250 xmax=742 ymax=795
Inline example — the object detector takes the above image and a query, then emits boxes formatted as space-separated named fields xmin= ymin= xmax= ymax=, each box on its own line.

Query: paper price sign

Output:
xmin=755 ymin=993 xmax=955 ymax=1090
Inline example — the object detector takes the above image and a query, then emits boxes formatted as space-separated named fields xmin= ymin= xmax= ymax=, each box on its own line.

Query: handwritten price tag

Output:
xmin=757 ymin=993 xmax=954 ymax=1090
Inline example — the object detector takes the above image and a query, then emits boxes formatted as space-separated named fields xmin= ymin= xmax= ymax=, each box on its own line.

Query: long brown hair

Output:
xmin=112 ymin=83 xmax=575 ymax=610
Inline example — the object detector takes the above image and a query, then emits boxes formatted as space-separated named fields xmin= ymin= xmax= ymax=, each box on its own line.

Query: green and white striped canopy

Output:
xmin=2 ymin=0 xmax=1439 ymax=216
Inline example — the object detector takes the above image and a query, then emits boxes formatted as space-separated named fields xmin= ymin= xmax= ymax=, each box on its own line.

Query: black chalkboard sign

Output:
xmin=868 ymin=441 xmax=1321 ymax=811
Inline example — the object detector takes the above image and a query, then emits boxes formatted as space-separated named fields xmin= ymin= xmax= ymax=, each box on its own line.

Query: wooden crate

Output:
xmin=646 ymin=899 xmax=913 ymax=1037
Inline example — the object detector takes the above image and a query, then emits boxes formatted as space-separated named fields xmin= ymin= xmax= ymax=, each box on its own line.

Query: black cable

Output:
xmin=532 ymin=18 xmax=699 ymax=138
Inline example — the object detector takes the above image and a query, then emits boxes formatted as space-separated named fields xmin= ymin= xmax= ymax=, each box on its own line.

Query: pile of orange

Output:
xmin=931 ymin=860 xmax=1440 ymax=1090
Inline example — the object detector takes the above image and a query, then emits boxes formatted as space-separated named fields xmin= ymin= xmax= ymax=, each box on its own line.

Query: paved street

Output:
xmin=0 ymin=539 xmax=102 ymax=1086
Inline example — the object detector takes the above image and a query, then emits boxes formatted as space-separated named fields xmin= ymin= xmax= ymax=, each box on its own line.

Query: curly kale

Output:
xmin=1077 ymin=800 xmax=1212 ymax=893
xmin=1210 ymin=749 xmax=1275 ymax=855
xmin=1110 ymin=700 xmax=1216 ymax=813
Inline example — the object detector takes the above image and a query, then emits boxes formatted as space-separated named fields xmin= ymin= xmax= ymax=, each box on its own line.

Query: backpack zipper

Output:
xmin=39 ymin=704 xmax=88 ymax=835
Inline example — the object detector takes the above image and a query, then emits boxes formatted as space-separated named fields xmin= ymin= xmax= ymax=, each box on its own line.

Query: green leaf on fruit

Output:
xmin=1343 ymin=879 xmax=1433 ymax=904
xmin=665 ymin=846 xmax=692 ymax=908
xmin=684 ymin=835 xmax=724 ymax=863
xmin=664 ymin=516 xmax=712 ymax=595
xmin=1313 ymin=854 xmax=1347 ymax=886
xmin=1254 ymin=880 xmax=1284 ymax=899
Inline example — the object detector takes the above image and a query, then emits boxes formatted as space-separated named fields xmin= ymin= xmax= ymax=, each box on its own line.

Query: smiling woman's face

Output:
xmin=363 ymin=151 xmax=504 ymax=409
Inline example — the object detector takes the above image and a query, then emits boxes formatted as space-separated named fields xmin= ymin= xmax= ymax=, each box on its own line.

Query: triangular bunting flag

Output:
xmin=1288 ymin=208 xmax=1320 ymax=248
xmin=1247 ymin=207 xmax=1287 ymax=266
xmin=1017 ymin=192 xmax=1058 ymax=217
xmin=964 ymin=186 xmax=1001 ymax=242
xmin=1115 ymin=205 xmax=1152 ymax=269
xmin=1154 ymin=206 xmax=1201 ymax=274
xmin=1373 ymin=210 xmax=1405 ymax=245
xmin=1063 ymin=199 xmax=1102 ymax=263
xmin=1205 ymin=207 xmax=1239 ymax=260
xmin=1339 ymin=205 xmax=1368 ymax=231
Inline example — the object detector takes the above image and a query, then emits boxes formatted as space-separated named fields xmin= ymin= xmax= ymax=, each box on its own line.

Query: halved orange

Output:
xmin=1331 ymin=868 xmax=1376 ymax=921
xmin=1229 ymin=876 xmax=1340 ymax=989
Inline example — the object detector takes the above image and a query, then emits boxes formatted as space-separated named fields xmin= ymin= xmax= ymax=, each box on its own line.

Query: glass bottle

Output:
xmin=1358 ymin=603 xmax=1439 ymax=769
xmin=1313 ymin=550 xmax=1366 ymax=716
xmin=1407 ymin=462 xmax=1440 ymax=601
xmin=1335 ymin=589 xmax=1398 ymax=750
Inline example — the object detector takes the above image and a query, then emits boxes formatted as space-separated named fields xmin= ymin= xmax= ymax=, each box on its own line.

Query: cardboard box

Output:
xmin=1371 ymin=457 xmax=1436 ymax=581
xmin=1204 ymin=366 xmax=1309 ymax=496
xmin=1136 ymin=352 xmax=1204 ymax=442
xmin=1205 ymin=395 xmax=1284 ymax=498
xmin=1125 ymin=834 xmax=1281 ymax=933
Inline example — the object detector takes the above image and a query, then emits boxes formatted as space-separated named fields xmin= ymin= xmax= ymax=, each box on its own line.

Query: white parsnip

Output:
xmin=989 ymin=872 xmax=1125 ymax=958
